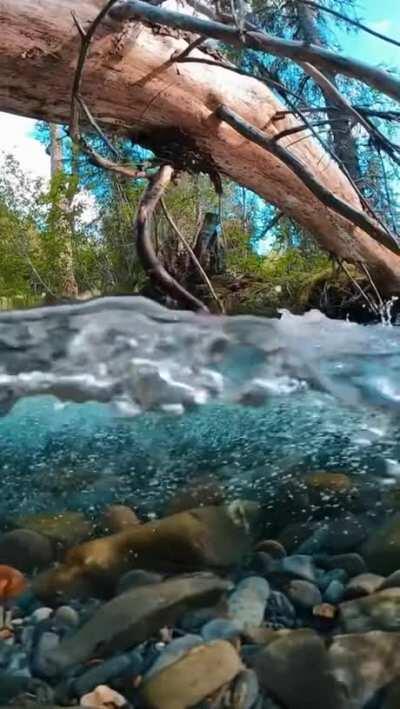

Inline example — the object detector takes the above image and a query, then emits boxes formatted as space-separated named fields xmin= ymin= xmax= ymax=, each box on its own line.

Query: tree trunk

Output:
xmin=1 ymin=0 xmax=399 ymax=294
xmin=49 ymin=123 xmax=79 ymax=298
xmin=295 ymin=3 xmax=361 ymax=183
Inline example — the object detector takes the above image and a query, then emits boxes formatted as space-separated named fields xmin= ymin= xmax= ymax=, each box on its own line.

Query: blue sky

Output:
xmin=0 ymin=0 xmax=398 ymax=183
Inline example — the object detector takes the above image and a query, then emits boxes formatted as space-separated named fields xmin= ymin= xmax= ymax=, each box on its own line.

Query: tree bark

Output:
xmin=49 ymin=123 xmax=79 ymax=297
xmin=1 ymin=0 xmax=399 ymax=294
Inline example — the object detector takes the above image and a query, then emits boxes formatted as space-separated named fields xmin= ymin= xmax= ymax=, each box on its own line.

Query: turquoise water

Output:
xmin=0 ymin=297 xmax=399 ymax=521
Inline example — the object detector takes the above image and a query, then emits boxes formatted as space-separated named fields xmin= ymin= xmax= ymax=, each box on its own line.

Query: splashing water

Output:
xmin=0 ymin=296 xmax=400 ymax=518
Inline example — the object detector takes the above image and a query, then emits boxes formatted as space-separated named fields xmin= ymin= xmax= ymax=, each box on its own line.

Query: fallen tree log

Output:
xmin=0 ymin=0 xmax=399 ymax=293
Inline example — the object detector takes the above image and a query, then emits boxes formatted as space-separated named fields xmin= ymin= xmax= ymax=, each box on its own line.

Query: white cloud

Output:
xmin=0 ymin=112 xmax=50 ymax=181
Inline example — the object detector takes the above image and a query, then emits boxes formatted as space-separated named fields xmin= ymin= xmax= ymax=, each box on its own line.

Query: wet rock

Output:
xmin=53 ymin=605 xmax=80 ymax=630
xmin=80 ymin=684 xmax=128 ymax=707
xmin=329 ymin=631 xmax=400 ymax=708
xmin=298 ymin=515 xmax=367 ymax=554
xmin=30 ymin=608 xmax=53 ymax=625
xmin=0 ymin=529 xmax=54 ymax=573
xmin=0 ymin=674 xmax=31 ymax=704
xmin=73 ymin=651 xmax=142 ymax=696
xmin=33 ymin=504 xmax=260 ymax=602
xmin=255 ymin=540 xmax=286 ymax=559
xmin=15 ymin=512 xmax=93 ymax=553
xmin=227 ymin=577 xmax=270 ymax=629
xmin=141 ymin=640 xmax=242 ymax=709
xmin=383 ymin=677 xmax=400 ymax=708
xmin=362 ymin=516 xmax=400 ymax=574
xmin=116 ymin=570 xmax=163 ymax=596
xmin=202 ymin=618 xmax=241 ymax=641
xmin=303 ymin=472 xmax=353 ymax=509
xmin=145 ymin=635 xmax=202 ymax=679
xmin=317 ymin=568 xmax=347 ymax=591
xmin=287 ymin=580 xmax=322 ymax=610
xmin=30 ymin=630 xmax=60 ymax=678
xmin=231 ymin=669 xmax=259 ymax=709
xmin=250 ymin=629 xmax=346 ymax=709
xmin=277 ymin=522 xmax=318 ymax=553
xmin=100 ymin=505 xmax=140 ymax=534
xmin=343 ymin=572 xmax=385 ymax=599
xmin=380 ymin=569 xmax=400 ymax=590
xmin=315 ymin=553 xmax=366 ymax=578
xmin=165 ymin=476 xmax=225 ymax=515
xmin=324 ymin=579 xmax=345 ymax=604
xmin=43 ymin=573 xmax=230 ymax=674
xmin=265 ymin=591 xmax=296 ymax=629
xmin=280 ymin=555 xmax=317 ymax=583
xmin=339 ymin=588 xmax=400 ymax=633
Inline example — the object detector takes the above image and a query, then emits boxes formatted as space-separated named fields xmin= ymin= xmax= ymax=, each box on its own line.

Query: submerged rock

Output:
xmin=227 ymin=577 xmax=270 ymax=629
xmin=14 ymin=512 xmax=93 ymax=552
xmin=339 ymin=588 xmax=400 ymax=633
xmin=287 ymin=580 xmax=322 ymax=610
xmin=362 ymin=516 xmax=400 ymax=575
xmin=0 ymin=529 xmax=54 ymax=574
xmin=343 ymin=573 xmax=385 ymax=599
xmin=80 ymin=684 xmax=128 ymax=707
xmin=141 ymin=640 xmax=242 ymax=709
xmin=42 ymin=573 xmax=230 ymax=674
xmin=33 ymin=504 xmax=259 ymax=601
xmin=250 ymin=629 xmax=346 ymax=709
xmin=100 ymin=505 xmax=140 ymax=534
xmin=164 ymin=477 xmax=225 ymax=515
xmin=315 ymin=553 xmax=366 ymax=578
xmin=329 ymin=632 xmax=400 ymax=708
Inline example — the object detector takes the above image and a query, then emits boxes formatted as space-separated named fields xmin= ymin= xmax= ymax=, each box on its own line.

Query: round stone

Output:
xmin=0 ymin=529 xmax=54 ymax=573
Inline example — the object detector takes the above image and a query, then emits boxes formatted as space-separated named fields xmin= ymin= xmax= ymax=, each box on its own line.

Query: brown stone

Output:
xmin=0 ymin=528 xmax=54 ymax=573
xmin=141 ymin=640 xmax=242 ymax=709
xmin=329 ymin=632 xmax=400 ymax=708
xmin=250 ymin=629 xmax=346 ymax=709
xmin=339 ymin=588 xmax=400 ymax=633
xmin=33 ymin=503 xmax=260 ymax=602
xmin=164 ymin=476 xmax=225 ymax=516
xmin=100 ymin=505 xmax=140 ymax=533
xmin=15 ymin=512 xmax=93 ymax=551
xmin=343 ymin=572 xmax=385 ymax=599
xmin=313 ymin=603 xmax=337 ymax=620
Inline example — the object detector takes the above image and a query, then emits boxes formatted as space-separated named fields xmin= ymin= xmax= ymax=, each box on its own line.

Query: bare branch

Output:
xmin=293 ymin=1 xmax=400 ymax=49
xmin=216 ymin=104 xmax=399 ymax=254
xmin=110 ymin=0 xmax=400 ymax=101
xmin=160 ymin=197 xmax=224 ymax=312
xmin=136 ymin=166 xmax=209 ymax=312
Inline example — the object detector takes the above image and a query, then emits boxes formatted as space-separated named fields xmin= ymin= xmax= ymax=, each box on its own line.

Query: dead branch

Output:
xmin=160 ymin=197 xmax=224 ymax=312
xmin=110 ymin=0 xmax=400 ymax=101
xmin=216 ymin=104 xmax=399 ymax=254
xmin=137 ymin=166 xmax=209 ymax=312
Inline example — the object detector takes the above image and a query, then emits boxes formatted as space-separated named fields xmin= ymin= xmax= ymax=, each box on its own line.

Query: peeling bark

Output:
xmin=0 ymin=0 xmax=400 ymax=293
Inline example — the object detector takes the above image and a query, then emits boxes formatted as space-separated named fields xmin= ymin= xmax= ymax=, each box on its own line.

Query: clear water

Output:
xmin=1 ymin=296 xmax=400 ymax=522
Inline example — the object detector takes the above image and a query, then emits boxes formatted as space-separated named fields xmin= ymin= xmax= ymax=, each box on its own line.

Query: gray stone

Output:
xmin=265 ymin=591 xmax=296 ymax=629
xmin=315 ymin=553 xmax=366 ymax=578
xmin=42 ymin=573 xmax=231 ymax=675
xmin=299 ymin=515 xmax=367 ymax=555
xmin=287 ymin=580 xmax=322 ymax=610
xmin=231 ymin=669 xmax=259 ymax=709
xmin=281 ymin=555 xmax=317 ymax=583
xmin=227 ymin=577 xmax=270 ymax=629
xmin=116 ymin=569 xmax=164 ymax=595
xmin=145 ymin=635 xmax=202 ymax=679
xmin=0 ymin=529 xmax=54 ymax=573
xmin=30 ymin=607 xmax=53 ymax=625
xmin=202 ymin=618 xmax=241 ymax=641
xmin=324 ymin=580 xmax=345 ymax=604
xmin=31 ymin=631 xmax=60 ymax=678
xmin=343 ymin=572 xmax=385 ymax=599
xmin=317 ymin=568 xmax=348 ymax=591
xmin=340 ymin=588 xmax=400 ymax=633
xmin=73 ymin=650 xmax=143 ymax=696
xmin=53 ymin=605 xmax=80 ymax=630
xmin=0 ymin=675 xmax=31 ymax=704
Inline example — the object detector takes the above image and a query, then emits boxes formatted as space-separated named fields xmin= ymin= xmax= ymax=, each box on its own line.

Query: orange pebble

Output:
xmin=0 ymin=565 xmax=27 ymax=600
